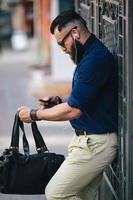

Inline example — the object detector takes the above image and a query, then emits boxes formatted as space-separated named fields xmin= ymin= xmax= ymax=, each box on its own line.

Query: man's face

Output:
xmin=54 ymin=26 xmax=84 ymax=64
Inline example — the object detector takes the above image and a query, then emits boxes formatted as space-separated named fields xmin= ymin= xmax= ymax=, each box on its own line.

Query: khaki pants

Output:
xmin=45 ymin=133 xmax=117 ymax=200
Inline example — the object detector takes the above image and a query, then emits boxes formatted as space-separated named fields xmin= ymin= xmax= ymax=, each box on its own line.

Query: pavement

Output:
xmin=0 ymin=38 xmax=74 ymax=200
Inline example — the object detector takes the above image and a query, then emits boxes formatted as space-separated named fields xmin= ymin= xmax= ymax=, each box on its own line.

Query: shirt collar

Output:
xmin=83 ymin=33 xmax=96 ymax=52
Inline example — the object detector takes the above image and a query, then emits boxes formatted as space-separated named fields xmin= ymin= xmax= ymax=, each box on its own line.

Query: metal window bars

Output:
xmin=75 ymin=0 xmax=133 ymax=200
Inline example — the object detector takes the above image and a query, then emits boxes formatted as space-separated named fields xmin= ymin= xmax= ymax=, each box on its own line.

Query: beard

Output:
xmin=69 ymin=39 xmax=84 ymax=64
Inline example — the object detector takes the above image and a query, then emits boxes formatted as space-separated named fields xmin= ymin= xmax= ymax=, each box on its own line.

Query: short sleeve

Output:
xmin=67 ymin=53 xmax=111 ymax=111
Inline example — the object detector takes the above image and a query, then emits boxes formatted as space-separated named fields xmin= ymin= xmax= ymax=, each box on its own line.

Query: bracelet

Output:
xmin=29 ymin=109 xmax=39 ymax=121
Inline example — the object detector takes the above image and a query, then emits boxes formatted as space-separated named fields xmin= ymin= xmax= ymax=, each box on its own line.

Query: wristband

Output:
xmin=30 ymin=109 xmax=39 ymax=121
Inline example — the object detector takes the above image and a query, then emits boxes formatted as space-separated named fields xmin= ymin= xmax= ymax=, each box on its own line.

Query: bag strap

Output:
xmin=19 ymin=119 xmax=30 ymax=156
xmin=10 ymin=112 xmax=48 ymax=155
xmin=10 ymin=112 xmax=30 ymax=156
xmin=31 ymin=122 xmax=48 ymax=153
xmin=10 ymin=113 xmax=19 ymax=150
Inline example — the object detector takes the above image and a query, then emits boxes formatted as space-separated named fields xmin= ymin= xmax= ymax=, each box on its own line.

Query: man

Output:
xmin=18 ymin=11 xmax=118 ymax=200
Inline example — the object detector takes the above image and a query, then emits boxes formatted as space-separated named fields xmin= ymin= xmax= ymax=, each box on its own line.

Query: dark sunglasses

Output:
xmin=57 ymin=26 xmax=77 ymax=48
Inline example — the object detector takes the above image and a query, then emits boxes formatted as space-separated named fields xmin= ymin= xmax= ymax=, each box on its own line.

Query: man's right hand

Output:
xmin=39 ymin=96 xmax=62 ymax=109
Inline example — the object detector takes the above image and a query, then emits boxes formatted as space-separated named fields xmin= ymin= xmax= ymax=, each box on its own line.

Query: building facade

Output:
xmin=75 ymin=0 xmax=133 ymax=199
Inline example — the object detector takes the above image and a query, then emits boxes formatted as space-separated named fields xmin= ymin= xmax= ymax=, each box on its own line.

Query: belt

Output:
xmin=75 ymin=129 xmax=92 ymax=136
xmin=75 ymin=129 xmax=115 ymax=136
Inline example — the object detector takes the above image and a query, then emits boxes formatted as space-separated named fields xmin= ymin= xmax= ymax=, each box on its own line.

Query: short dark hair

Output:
xmin=50 ymin=10 xmax=87 ymax=34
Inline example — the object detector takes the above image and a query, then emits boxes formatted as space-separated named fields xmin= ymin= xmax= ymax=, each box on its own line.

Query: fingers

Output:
xmin=39 ymin=100 xmax=48 ymax=109
xmin=39 ymin=96 xmax=54 ymax=102
xmin=38 ymin=96 xmax=62 ymax=109
xmin=18 ymin=106 xmax=27 ymax=112
xmin=39 ymin=96 xmax=54 ymax=109
xmin=17 ymin=106 xmax=33 ymax=123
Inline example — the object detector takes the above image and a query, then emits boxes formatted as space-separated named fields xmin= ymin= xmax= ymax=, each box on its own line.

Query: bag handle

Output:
xmin=10 ymin=112 xmax=30 ymax=156
xmin=10 ymin=113 xmax=48 ymax=156
xmin=31 ymin=122 xmax=48 ymax=153
xmin=10 ymin=113 xmax=20 ymax=150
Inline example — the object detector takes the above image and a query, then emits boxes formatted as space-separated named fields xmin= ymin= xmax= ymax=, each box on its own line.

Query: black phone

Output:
xmin=39 ymin=99 xmax=50 ymax=103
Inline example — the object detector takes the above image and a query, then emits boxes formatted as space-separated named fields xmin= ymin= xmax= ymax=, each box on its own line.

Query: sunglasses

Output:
xmin=57 ymin=26 xmax=77 ymax=48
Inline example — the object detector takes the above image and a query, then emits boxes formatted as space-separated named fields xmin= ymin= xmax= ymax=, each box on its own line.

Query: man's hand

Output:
xmin=39 ymin=96 xmax=62 ymax=109
xmin=18 ymin=106 xmax=33 ymax=123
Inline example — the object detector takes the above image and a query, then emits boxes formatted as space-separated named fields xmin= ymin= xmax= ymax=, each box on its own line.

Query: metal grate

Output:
xmin=75 ymin=0 xmax=133 ymax=200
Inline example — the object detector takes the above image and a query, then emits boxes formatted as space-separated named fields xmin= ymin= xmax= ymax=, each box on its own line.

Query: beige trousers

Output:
xmin=45 ymin=133 xmax=117 ymax=200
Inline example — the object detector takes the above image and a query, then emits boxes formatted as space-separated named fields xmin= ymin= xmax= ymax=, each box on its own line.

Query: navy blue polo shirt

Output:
xmin=67 ymin=34 xmax=118 ymax=134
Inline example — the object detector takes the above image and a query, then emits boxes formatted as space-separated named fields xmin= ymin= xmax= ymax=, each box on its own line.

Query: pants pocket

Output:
xmin=86 ymin=135 xmax=108 ymax=153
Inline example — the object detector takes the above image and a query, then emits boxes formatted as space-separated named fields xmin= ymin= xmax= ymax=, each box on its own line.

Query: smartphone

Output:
xmin=39 ymin=99 xmax=50 ymax=103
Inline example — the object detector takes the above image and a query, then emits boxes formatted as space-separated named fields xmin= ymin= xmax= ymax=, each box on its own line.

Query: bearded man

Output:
xmin=18 ymin=10 xmax=118 ymax=200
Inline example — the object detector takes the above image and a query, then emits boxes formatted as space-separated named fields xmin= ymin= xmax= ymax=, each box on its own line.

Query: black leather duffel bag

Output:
xmin=0 ymin=113 xmax=65 ymax=194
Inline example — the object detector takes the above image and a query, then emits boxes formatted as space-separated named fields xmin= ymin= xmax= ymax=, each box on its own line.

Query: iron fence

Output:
xmin=75 ymin=0 xmax=133 ymax=200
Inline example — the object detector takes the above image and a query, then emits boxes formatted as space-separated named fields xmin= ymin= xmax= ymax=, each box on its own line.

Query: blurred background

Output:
xmin=0 ymin=0 xmax=76 ymax=97
xmin=0 ymin=0 xmax=133 ymax=200
xmin=0 ymin=1 xmax=75 ymax=199
xmin=0 ymin=0 xmax=77 ymax=148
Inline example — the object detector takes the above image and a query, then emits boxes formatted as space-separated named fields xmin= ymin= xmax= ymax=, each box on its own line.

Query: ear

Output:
xmin=72 ymin=28 xmax=80 ymax=40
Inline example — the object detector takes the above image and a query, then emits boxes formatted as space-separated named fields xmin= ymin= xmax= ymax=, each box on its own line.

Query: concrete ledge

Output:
xmin=30 ymin=77 xmax=71 ymax=99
